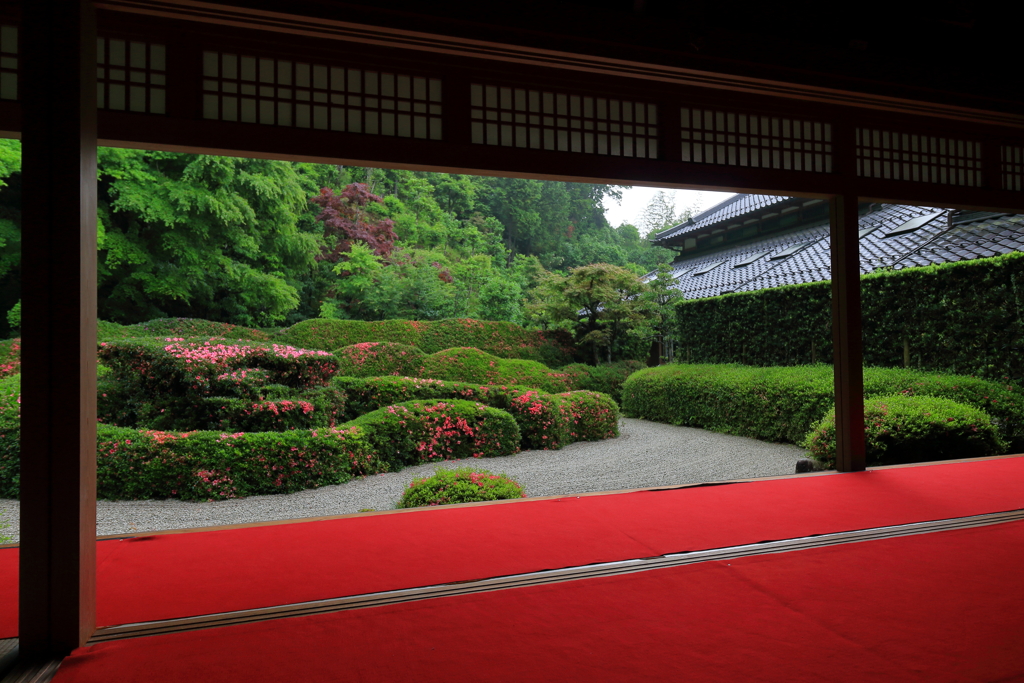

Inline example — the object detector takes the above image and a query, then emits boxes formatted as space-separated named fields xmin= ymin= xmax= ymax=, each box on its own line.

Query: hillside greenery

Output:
xmin=0 ymin=139 xmax=679 ymax=342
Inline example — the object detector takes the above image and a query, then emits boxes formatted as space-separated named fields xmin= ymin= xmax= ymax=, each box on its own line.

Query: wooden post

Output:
xmin=19 ymin=0 xmax=98 ymax=657
xmin=829 ymin=195 xmax=865 ymax=472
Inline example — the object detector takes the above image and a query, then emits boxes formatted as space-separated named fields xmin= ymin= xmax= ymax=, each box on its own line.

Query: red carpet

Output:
xmin=2 ymin=456 xmax=1024 ymax=638
xmin=51 ymin=519 xmax=1024 ymax=682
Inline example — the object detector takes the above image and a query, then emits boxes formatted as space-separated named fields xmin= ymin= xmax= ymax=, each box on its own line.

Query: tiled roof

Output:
xmin=658 ymin=200 xmax=1024 ymax=300
xmin=652 ymin=194 xmax=790 ymax=241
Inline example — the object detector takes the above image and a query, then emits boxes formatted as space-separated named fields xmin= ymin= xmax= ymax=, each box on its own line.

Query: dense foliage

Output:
xmin=676 ymin=251 xmax=1024 ymax=382
xmin=804 ymin=395 xmax=1006 ymax=467
xmin=397 ymin=467 xmax=526 ymax=508
xmin=621 ymin=363 xmax=1024 ymax=452
xmin=0 ymin=142 xmax=676 ymax=336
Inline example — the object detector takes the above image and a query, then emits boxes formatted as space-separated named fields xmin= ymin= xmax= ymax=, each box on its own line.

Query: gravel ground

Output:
xmin=0 ymin=418 xmax=806 ymax=544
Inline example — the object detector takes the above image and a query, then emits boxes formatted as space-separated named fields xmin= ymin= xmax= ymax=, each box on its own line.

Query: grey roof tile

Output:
xmin=656 ymin=197 xmax=1024 ymax=300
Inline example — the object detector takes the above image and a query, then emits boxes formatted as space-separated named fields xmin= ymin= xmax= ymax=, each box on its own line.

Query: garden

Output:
xmin=0 ymin=316 xmax=624 ymax=506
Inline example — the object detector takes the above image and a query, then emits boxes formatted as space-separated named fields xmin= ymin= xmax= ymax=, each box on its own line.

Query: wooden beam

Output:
xmin=19 ymin=0 xmax=99 ymax=658
xmin=829 ymin=193 xmax=866 ymax=473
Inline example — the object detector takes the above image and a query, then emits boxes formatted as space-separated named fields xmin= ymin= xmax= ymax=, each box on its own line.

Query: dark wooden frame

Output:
xmin=3 ymin=0 xmax=1024 ymax=663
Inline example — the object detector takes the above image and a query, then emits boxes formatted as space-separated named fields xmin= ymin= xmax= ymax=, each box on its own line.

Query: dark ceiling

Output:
xmin=214 ymin=0 xmax=1020 ymax=114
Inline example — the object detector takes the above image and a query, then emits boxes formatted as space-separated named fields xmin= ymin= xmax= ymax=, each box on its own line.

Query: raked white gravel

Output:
xmin=0 ymin=418 xmax=807 ymax=544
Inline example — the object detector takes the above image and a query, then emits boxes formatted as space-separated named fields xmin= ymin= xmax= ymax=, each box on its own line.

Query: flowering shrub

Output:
xmin=94 ymin=424 xmax=380 ymax=501
xmin=279 ymin=318 xmax=577 ymax=366
xmin=557 ymin=391 xmax=620 ymax=442
xmin=334 ymin=376 xmax=614 ymax=450
xmin=397 ymin=467 xmax=526 ymax=508
xmin=349 ymin=399 xmax=520 ymax=469
xmin=804 ymin=395 xmax=1006 ymax=467
xmin=333 ymin=342 xmax=426 ymax=378
xmin=0 ymin=338 xmax=20 ymax=379
xmin=419 ymin=347 xmax=574 ymax=394
xmin=198 ymin=384 xmax=347 ymax=432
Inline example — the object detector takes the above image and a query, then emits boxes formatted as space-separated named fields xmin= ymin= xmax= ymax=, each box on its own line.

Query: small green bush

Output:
xmin=804 ymin=395 xmax=1007 ymax=467
xmin=420 ymin=347 xmax=574 ymax=393
xmin=561 ymin=360 xmax=644 ymax=403
xmin=332 ymin=342 xmax=426 ymax=378
xmin=397 ymin=467 xmax=526 ymax=508
xmin=278 ymin=317 xmax=577 ymax=366
xmin=348 ymin=399 xmax=520 ymax=469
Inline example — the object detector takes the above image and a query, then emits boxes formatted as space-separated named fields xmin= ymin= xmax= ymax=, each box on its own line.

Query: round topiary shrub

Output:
xmin=397 ymin=467 xmax=526 ymax=508
xmin=803 ymin=394 xmax=1008 ymax=467
xmin=333 ymin=341 xmax=426 ymax=378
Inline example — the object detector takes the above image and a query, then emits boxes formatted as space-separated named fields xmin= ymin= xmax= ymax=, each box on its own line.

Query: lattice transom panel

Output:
xmin=0 ymin=26 xmax=17 ymax=101
xmin=681 ymin=109 xmax=832 ymax=172
xmin=1002 ymin=146 xmax=1024 ymax=192
xmin=470 ymin=84 xmax=658 ymax=158
xmin=856 ymin=129 xmax=981 ymax=186
xmin=97 ymin=38 xmax=166 ymax=114
xmin=202 ymin=52 xmax=442 ymax=139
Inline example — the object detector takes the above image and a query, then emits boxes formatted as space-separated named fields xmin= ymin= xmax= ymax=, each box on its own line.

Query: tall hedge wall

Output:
xmin=676 ymin=251 xmax=1024 ymax=381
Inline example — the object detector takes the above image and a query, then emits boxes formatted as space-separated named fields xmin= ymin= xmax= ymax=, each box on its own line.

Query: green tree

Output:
xmin=529 ymin=263 xmax=649 ymax=363
xmin=97 ymin=150 xmax=320 ymax=326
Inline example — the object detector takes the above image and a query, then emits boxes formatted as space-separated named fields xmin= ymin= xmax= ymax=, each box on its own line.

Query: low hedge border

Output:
xmin=333 ymin=342 xmax=426 ymax=378
xmin=621 ymin=363 xmax=1024 ymax=453
xmin=804 ymin=394 xmax=1007 ymax=466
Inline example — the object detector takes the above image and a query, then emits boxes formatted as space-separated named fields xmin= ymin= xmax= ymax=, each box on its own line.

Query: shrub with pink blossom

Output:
xmin=557 ymin=391 xmax=620 ymax=442
xmin=334 ymin=376 xmax=574 ymax=450
xmin=198 ymin=384 xmax=347 ymax=432
xmin=349 ymin=399 xmax=520 ymax=469
xmin=0 ymin=374 xmax=20 ymax=497
xmin=95 ymin=424 xmax=380 ymax=501
xmin=397 ymin=467 xmax=526 ymax=508
xmin=333 ymin=342 xmax=426 ymax=378
xmin=0 ymin=338 xmax=20 ymax=379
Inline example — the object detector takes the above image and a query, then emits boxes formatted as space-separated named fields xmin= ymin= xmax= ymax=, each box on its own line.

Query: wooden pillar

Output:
xmin=828 ymin=194 xmax=865 ymax=472
xmin=19 ymin=0 xmax=98 ymax=657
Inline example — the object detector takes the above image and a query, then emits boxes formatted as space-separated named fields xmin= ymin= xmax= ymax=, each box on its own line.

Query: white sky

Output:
xmin=602 ymin=187 xmax=735 ymax=229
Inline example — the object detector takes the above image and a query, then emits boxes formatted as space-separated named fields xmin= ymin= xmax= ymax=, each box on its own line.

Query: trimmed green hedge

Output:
xmin=621 ymin=363 xmax=1024 ymax=451
xmin=278 ymin=317 xmax=577 ymax=366
xmin=804 ymin=395 xmax=1007 ymax=466
xmin=333 ymin=342 xmax=426 ymax=378
xmin=97 ymin=318 xmax=271 ymax=342
xmin=398 ymin=467 xmax=526 ymax=508
xmin=333 ymin=376 xmax=619 ymax=450
xmin=347 ymin=399 xmax=520 ymax=468
xmin=560 ymin=360 xmax=645 ymax=403
xmin=677 ymin=250 xmax=1024 ymax=382
xmin=420 ymin=347 xmax=574 ymax=393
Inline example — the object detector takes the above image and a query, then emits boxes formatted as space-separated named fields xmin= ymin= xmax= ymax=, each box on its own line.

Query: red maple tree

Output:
xmin=309 ymin=183 xmax=398 ymax=262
